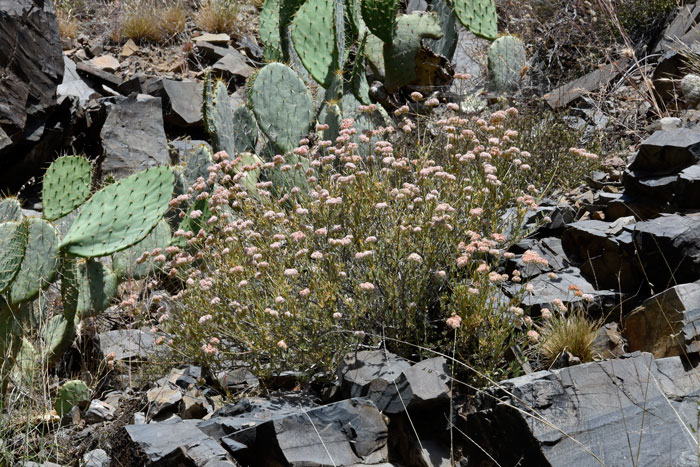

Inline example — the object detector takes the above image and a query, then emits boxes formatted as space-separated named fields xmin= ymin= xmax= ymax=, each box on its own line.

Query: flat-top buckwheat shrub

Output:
xmin=161 ymin=105 xmax=543 ymax=383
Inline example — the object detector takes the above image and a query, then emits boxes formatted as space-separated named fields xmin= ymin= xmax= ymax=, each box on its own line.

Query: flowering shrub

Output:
xmin=156 ymin=104 xmax=582 ymax=383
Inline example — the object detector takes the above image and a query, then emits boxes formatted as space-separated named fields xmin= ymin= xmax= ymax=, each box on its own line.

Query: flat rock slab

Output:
xmin=625 ymin=281 xmax=700 ymax=357
xmin=629 ymin=128 xmax=700 ymax=174
xmin=58 ymin=56 xmax=98 ymax=103
xmin=626 ymin=213 xmax=700 ymax=289
xmin=98 ymin=328 xmax=156 ymax=362
xmin=0 ymin=0 xmax=63 ymax=137
xmin=228 ymin=398 xmax=389 ymax=466
xmin=506 ymin=267 xmax=617 ymax=313
xmin=100 ymin=94 xmax=170 ymax=178
xmin=464 ymin=352 xmax=700 ymax=466
xmin=561 ymin=218 xmax=642 ymax=291
xmin=122 ymin=419 xmax=236 ymax=465
xmin=162 ymin=79 xmax=203 ymax=127
xmin=338 ymin=351 xmax=451 ymax=414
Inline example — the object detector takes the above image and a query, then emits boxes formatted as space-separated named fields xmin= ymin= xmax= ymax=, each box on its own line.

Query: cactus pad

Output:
xmin=384 ymin=12 xmax=443 ymax=93
xmin=233 ymin=106 xmax=259 ymax=154
xmin=203 ymin=78 xmax=261 ymax=192
xmin=260 ymin=0 xmax=283 ymax=60
xmin=183 ymin=145 xmax=213 ymax=189
xmin=361 ymin=0 xmax=399 ymax=43
xmin=0 ymin=221 xmax=29 ymax=295
xmin=425 ymin=0 xmax=458 ymax=60
xmin=365 ymin=33 xmax=386 ymax=79
xmin=55 ymin=380 xmax=90 ymax=416
xmin=42 ymin=156 xmax=92 ymax=221
xmin=112 ymin=219 xmax=172 ymax=280
xmin=0 ymin=198 xmax=22 ymax=222
xmin=249 ymin=63 xmax=314 ymax=154
xmin=10 ymin=218 xmax=59 ymax=304
xmin=350 ymin=35 xmax=372 ymax=105
xmin=41 ymin=314 xmax=76 ymax=364
xmin=487 ymin=35 xmax=526 ymax=92
xmin=452 ymin=0 xmax=497 ymax=40
xmin=291 ymin=0 xmax=338 ymax=88
xmin=62 ymin=258 xmax=117 ymax=319
xmin=59 ymin=166 xmax=173 ymax=258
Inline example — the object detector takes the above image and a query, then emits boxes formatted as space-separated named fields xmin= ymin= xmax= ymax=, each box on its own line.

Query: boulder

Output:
xmin=506 ymin=267 xmax=618 ymax=314
xmin=509 ymin=237 xmax=570 ymax=279
xmin=625 ymin=282 xmax=700 ymax=357
xmin=338 ymin=351 xmax=451 ymax=414
xmin=58 ymin=56 xmax=98 ymax=103
xmin=198 ymin=395 xmax=318 ymax=441
xmin=82 ymin=448 xmax=110 ymax=467
xmin=628 ymin=129 xmax=700 ymax=174
xmin=100 ymin=94 xmax=170 ymax=178
xmin=463 ymin=352 xmax=700 ymax=466
xmin=627 ymin=213 xmax=700 ymax=289
xmin=162 ymin=79 xmax=203 ymax=129
xmin=119 ymin=419 xmax=237 ymax=466
xmin=561 ymin=218 xmax=643 ymax=291
xmin=98 ymin=328 xmax=156 ymax=362
xmin=0 ymin=0 xmax=64 ymax=191
xmin=146 ymin=386 xmax=183 ymax=418
xmin=227 ymin=398 xmax=389 ymax=466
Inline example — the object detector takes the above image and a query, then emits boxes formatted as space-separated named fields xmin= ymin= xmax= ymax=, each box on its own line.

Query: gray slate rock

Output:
xmin=100 ymin=94 xmax=170 ymax=178
xmin=561 ymin=218 xmax=642 ymax=291
xmin=83 ymin=448 xmax=110 ymax=467
xmin=162 ymin=79 xmax=203 ymax=128
xmin=339 ymin=351 xmax=451 ymax=414
xmin=628 ymin=128 xmax=700 ymax=174
xmin=98 ymin=328 xmax=156 ymax=362
xmin=626 ymin=213 xmax=700 ymax=289
xmin=625 ymin=281 xmax=700 ymax=357
xmin=0 ymin=0 xmax=63 ymax=138
xmin=463 ymin=352 xmax=700 ymax=466
xmin=122 ymin=420 xmax=236 ymax=466
xmin=228 ymin=398 xmax=388 ymax=466
xmin=58 ymin=56 xmax=98 ymax=103
xmin=506 ymin=266 xmax=617 ymax=313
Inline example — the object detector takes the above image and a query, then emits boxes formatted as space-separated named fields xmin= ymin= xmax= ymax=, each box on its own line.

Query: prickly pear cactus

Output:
xmin=0 ymin=221 xmax=29 ymax=295
xmin=364 ymin=33 xmax=386 ymax=79
xmin=181 ymin=145 xmax=213 ymax=193
xmin=232 ymin=106 xmax=259 ymax=154
xmin=291 ymin=0 xmax=338 ymax=88
xmin=384 ymin=12 xmax=443 ymax=93
xmin=425 ymin=0 xmax=458 ymax=60
xmin=361 ymin=0 xmax=399 ymax=43
xmin=42 ymin=156 xmax=92 ymax=221
xmin=452 ymin=0 xmax=498 ymax=40
xmin=203 ymin=77 xmax=261 ymax=192
xmin=41 ymin=314 xmax=76 ymax=364
xmin=62 ymin=259 xmax=117 ymax=319
xmin=487 ymin=35 xmax=526 ymax=92
xmin=112 ymin=219 xmax=172 ymax=280
xmin=55 ymin=379 xmax=90 ymax=417
xmin=0 ymin=198 xmax=22 ymax=222
xmin=9 ymin=218 xmax=59 ymax=304
xmin=350 ymin=35 xmax=372 ymax=105
xmin=249 ymin=63 xmax=314 ymax=154
xmin=174 ymin=198 xmax=212 ymax=247
xmin=12 ymin=338 xmax=38 ymax=389
xmin=260 ymin=0 xmax=283 ymax=60
xmin=59 ymin=166 xmax=174 ymax=258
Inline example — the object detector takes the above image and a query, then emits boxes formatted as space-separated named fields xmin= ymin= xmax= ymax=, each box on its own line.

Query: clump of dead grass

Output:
xmin=195 ymin=0 xmax=240 ymax=34
xmin=535 ymin=307 xmax=603 ymax=367
xmin=56 ymin=9 xmax=80 ymax=40
xmin=122 ymin=0 xmax=188 ymax=44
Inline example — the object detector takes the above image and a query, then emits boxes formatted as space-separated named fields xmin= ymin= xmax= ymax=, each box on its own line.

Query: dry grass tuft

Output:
xmin=56 ymin=9 xmax=80 ymax=40
xmin=195 ymin=0 xmax=240 ymax=34
xmin=122 ymin=1 xmax=188 ymax=44
xmin=160 ymin=4 xmax=188 ymax=39
xmin=536 ymin=308 xmax=602 ymax=366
